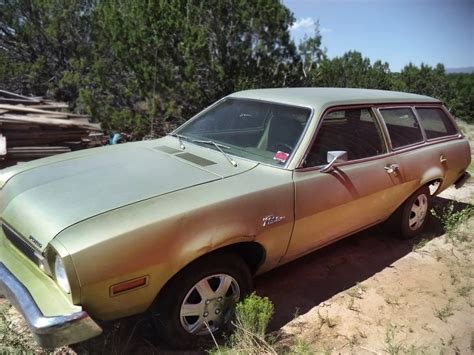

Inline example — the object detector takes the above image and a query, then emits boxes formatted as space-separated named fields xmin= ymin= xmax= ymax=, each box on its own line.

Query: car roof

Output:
xmin=228 ymin=87 xmax=440 ymax=109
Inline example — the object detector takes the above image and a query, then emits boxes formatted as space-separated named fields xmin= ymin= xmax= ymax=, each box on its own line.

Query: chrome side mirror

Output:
xmin=320 ymin=151 xmax=348 ymax=173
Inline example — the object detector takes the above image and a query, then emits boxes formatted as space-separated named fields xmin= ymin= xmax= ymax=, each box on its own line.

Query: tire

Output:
xmin=389 ymin=185 xmax=431 ymax=239
xmin=151 ymin=252 xmax=252 ymax=349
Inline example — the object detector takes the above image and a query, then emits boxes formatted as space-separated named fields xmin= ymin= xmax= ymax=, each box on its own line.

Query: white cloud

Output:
xmin=290 ymin=17 xmax=316 ymax=31
xmin=320 ymin=27 xmax=333 ymax=34
xmin=291 ymin=18 xmax=334 ymax=35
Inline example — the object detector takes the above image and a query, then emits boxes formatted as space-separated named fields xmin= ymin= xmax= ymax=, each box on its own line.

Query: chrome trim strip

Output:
xmin=295 ymin=135 xmax=466 ymax=173
xmin=0 ymin=263 xmax=102 ymax=348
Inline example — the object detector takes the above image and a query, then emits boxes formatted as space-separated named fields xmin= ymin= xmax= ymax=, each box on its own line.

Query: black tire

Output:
xmin=151 ymin=252 xmax=252 ymax=349
xmin=388 ymin=185 xmax=431 ymax=239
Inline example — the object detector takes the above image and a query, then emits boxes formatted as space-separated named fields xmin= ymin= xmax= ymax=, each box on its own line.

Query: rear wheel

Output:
xmin=151 ymin=252 xmax=252 ymax=349
xmin=389 ymin=185 xmax=431 ymax=239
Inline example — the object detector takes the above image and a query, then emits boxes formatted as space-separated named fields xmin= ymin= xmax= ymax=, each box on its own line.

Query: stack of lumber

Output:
xmin=0 ymin=90 xmax=103 ymax=167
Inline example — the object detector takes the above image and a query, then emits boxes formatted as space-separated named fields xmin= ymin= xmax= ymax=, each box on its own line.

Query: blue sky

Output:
xmin=282 ymin=0 xmax=473 ymax=72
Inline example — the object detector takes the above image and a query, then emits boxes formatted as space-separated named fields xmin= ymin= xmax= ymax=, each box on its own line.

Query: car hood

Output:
xmin=0 ymin=139 xmax=257 ymax=252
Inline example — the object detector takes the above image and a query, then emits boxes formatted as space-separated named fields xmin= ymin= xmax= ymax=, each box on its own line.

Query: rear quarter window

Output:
xmin=415 ymin=107 xmax=458 ymax=139
xmin=379 ymin=108 xmax=424 ymax=149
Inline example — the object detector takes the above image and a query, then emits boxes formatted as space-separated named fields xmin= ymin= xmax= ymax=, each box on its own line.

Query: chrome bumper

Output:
xmin=0 ymin=263 xmax=102 ymax=348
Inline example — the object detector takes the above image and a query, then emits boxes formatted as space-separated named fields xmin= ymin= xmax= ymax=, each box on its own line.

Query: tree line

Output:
xmin=1 ymin=0 xmax=472 ymax=138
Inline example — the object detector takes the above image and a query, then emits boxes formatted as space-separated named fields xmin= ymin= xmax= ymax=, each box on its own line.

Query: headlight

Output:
xmin=54 ymin=255 xmax=71 ymax=294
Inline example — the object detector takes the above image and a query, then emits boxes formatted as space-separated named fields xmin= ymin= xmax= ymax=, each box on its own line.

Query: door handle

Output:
xmin=384 ymin=164 xmax=400 ymax=176
xmin=440 ymin=154 xmax=447 ymax=163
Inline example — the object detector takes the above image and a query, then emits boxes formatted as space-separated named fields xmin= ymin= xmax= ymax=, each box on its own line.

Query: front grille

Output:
xmin=2 ymin=223 xmax=42 ymax=267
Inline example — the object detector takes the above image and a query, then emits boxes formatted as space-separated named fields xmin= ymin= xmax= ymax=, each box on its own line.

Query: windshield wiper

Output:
xmin=191 ymin=139 xmax=237 ymax=167
xmin=167 ymin=133 xmax=187 ymax=150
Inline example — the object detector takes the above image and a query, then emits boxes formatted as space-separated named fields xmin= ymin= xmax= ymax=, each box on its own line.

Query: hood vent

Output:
xmin=153 ymin=146 xmax=217 ymax=166
xmin=153 ymin=146 xmax=181 ymax=154
xmin=176 ymin=153 xmax=216 ymax=166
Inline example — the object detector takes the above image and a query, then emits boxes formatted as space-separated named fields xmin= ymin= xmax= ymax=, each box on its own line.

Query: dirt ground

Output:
xmin=1 ymin=122 xmax=473 ymax=354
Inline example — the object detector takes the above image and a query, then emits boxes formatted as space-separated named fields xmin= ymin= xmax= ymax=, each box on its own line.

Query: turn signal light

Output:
xmin=110 ymin=276 xmax=148 ymax=296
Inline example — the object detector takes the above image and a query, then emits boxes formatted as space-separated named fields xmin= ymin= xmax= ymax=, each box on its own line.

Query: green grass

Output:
xmin=384 ymin=327 xmax=403 ymax=355
xmin=316 ymin=310 xmax=338 ymax=329
xmin=384 ymin=295 xmax=401 ymax=307
xmin=413 ymin=238 xmax=429 ymax=251
xmin=346 ymin=282 xmax=367 ymax=299
xmin=291 ymin=336 xmax=315 ymax=355
xmin=209 ymin=293 xmax=276 ymax=354
xmin=468 ymin=160 xmax=474 ymax=175
xmin=431 ymin=203 xmax=474 ymax=240
xmin=457 ymin=284 xmax=473 ymax=298
xmin=434 ymin=299 xmax=455 ymax=322
xmin=0 ymin=301 xmax=32 ymax=353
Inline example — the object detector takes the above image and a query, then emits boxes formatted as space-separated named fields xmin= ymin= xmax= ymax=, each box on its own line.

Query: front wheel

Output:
xmin=151 ymin=252 xmax=252 ymax=349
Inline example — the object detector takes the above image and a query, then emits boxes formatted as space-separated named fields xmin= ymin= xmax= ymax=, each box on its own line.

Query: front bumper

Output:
xmin=0 ymin=263 xmax=102 ymax=348
xmin=0 ymin=224 xmax=101 ymax=348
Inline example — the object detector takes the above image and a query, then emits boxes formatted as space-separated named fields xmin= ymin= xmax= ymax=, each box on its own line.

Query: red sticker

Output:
xmin=273 ymin=151 xmax=289 ymax=163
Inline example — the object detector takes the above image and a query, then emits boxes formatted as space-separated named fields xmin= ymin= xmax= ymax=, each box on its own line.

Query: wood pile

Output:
xmin=0 ymin=90 xmax=103 ymax=168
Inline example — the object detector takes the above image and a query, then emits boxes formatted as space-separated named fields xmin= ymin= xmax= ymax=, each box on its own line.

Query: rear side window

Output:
xmin=379 ymin=108 xmax=423 ymax=149
xmin=415 ymin=107 xmax=458 ymax=139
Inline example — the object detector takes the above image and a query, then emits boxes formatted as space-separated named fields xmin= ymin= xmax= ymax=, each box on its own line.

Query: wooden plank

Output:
xmin=4 ymin=130 xmax=86 ymax=137
xmin=27 ymin=103 xmax=69 ymax=110
xmin=0 ymin=104 xmax=92 ymax=119
xmin=5 ymin=136 xmax=86 ymax=146
xmin=0 ymin=104 xmax=71 ymax=117
xmin=0 ymin=122 xmax=42 ymax=130
xmin=0 ymin=91 xmax=103 ymax=161
xmin=6 ymin=139 xmax=79 ymax=147
xmin=2 ymin=125 xmax=98 ymax=135
xmin=6 ymin=146 xmax=71 ymax=158
xmin=0 ymin=90 xmax=41 ymax=103
xmin=24 ymin=113 xmax=81 ymax=121
xmin=5 ymin=132 xmax=86 ymax=141
xmin=1 ymin=114 xmax=99 ymax=130
xmin=0 ymin=98 xmax=43 ymax=105
xmin=8 ymin=146 xmax=71 ymax=151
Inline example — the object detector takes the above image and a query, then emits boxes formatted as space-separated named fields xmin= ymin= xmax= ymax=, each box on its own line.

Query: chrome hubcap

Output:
xmin=180 ymin=274 xmax=240 ymax=335
xmin=408 ymin=193 xmax=428 ymax=231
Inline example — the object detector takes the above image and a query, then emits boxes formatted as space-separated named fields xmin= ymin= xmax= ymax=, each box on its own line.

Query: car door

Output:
xmin=282 ymin=107 xmax=407 ymax=262
xmin=379 ymin=105 xmax=469 ymax=192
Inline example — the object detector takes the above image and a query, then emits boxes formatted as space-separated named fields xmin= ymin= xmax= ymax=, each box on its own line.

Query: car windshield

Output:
xmin=175 ymin=98 xmax=312 ymax=166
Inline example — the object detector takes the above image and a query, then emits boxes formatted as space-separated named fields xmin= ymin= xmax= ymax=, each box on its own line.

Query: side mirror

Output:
xmin=320 ymin=151 xmax=348 ymax=173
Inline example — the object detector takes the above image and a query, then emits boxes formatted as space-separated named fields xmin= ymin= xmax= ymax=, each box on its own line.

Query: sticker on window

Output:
xmin=273 ymin=151 xmax=289 ymax=163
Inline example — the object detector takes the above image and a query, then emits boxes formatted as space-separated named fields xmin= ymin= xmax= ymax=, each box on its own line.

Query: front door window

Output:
xmin=304 ymin=108 xmax=385 ymax=167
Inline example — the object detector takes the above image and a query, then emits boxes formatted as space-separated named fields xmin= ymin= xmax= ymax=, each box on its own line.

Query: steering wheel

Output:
xmin=270 ymin=142 xmax=293 ymax=154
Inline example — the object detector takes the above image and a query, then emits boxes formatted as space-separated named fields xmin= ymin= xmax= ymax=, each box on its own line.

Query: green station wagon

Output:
xmin=0 ymin=88 xmax=471 ymax=348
